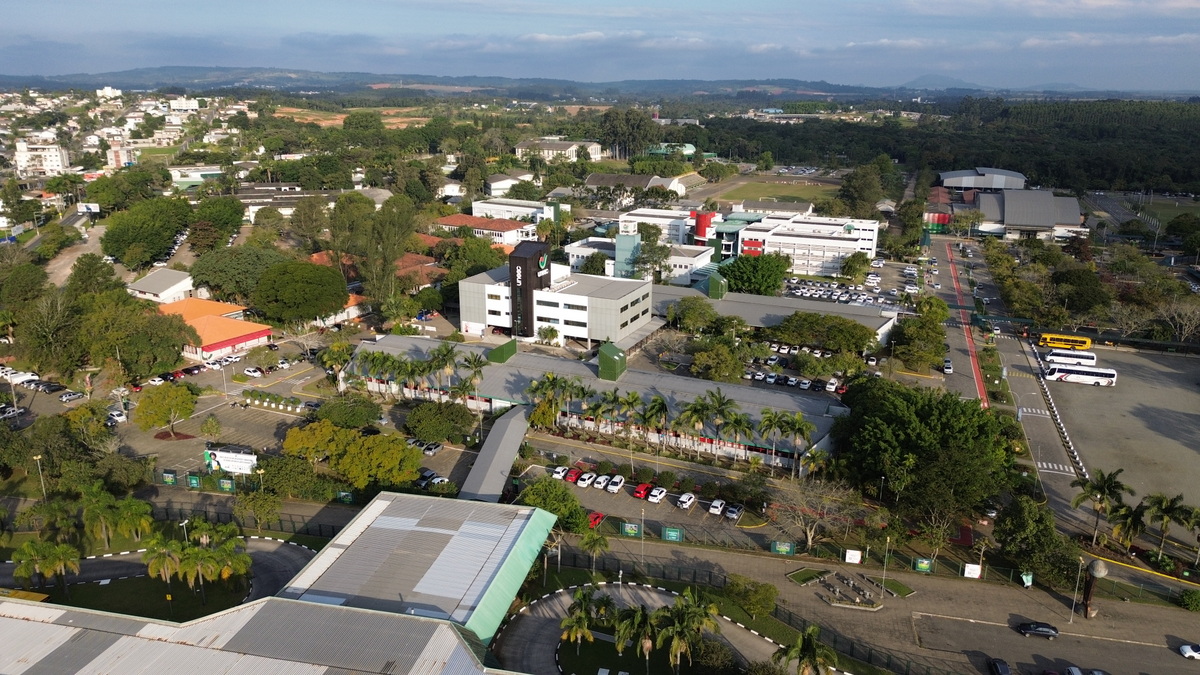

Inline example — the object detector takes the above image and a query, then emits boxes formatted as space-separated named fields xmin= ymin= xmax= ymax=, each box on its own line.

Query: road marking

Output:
xmin=1019 ymin=407 xmax=1050 ymax=417
xmin=911 ymin=611 xmax=1164 ymax=647
xmin=1037 ymin=461 xmax=1075 ymax=475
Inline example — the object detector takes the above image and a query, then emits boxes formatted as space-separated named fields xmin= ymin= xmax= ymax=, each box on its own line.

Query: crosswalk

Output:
xmin=1018 ymin=407 xmax=1050 ymax=417
xmin=1037 ymin=461 xmax=1075 ymax=475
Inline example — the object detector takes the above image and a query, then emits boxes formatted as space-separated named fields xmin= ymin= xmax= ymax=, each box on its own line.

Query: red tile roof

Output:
xmin=436 ymin=214 xmax=529 ymax=233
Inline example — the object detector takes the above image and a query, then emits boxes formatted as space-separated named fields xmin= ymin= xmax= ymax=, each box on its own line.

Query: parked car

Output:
xmin=632 ymin=483 xmax=653 ymax=499
xmin=146 ymin=377 xmax=165 ymax=386
xmin=59 ymin=391 xmax=84 ymax=403
xmin=565 ymin=468 xmax=583 ymax=483
xmin=182 ymin=365 xmax=204 ymax=376
xmin=204 ymin=360 xmax=222 ymax=370
xmin=243 ymin=367 xmax=264 ymax=378
xmin=551 ymin=466 xmax=570 ymax=480
xmin=987 ymin=658 xmax=1012 ymax=675
xmin=0 ymin=407 xmax=27 ymax=420
xmin=422 ymin=442 xmax=443 ymax=456
xmin=593 ymin=475 xmax=610 ymax=490
xmin=798 ymin=379 xmax=812 ymax=390
xmin=943 ymin=359 xmax=954 ymax=374
xmin=606 ymin=475 xmax=626 ymax=494
xmin=266 ymin=343 xmax=280 ymax=351
xmin=709 ymin=498 xmax=727 ymax=515
xmin=1180 ymin=643 xmax=1200 ymax=660
xmin=276 ymin=359 xmax=291 ymax=370
xmin=107 ymin=410 xmax=128 ymax=423
xmin=588 ymin=512 xmax=605 ymax=529
xmin=576 ymin=472 xmax=597 ymax=488
xmin=1016 ymin=621 xmax=1059 ymax=639
xmin=647 ymin=486 xmax=668 ymax=504
xmin=677 ymin=493 xmax=696 ymax=510
xmin=303 ymin=400 xmax=323 ymax=411
xmin=724 ymin=504 xmax=744 ymax=520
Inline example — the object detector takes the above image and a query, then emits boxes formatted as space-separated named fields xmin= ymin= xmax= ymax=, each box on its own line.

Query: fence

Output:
xmin=150 ymin=503 xmax=344 ymax=539
xmin=559 ymin=549 xmax=967 ymax=675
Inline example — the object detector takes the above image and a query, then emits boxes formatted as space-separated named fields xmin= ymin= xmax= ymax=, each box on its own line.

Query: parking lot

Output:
xmin=1049 ymin=347 xmax=1200 ymax=506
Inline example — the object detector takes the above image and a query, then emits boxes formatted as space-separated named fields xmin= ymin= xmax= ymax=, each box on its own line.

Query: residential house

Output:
xmin=158 ymin=298 xmax=272 ymax=361
xmin=485 ymin=169 xmax=536 ymax=197
xmin=126 ymin=269 xmax=202 ymax=304
xmin=434 ymin=213 xmax=538 ymax=247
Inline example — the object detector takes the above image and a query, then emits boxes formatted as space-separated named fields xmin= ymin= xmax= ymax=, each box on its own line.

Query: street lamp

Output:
xmin=640 ymin=508 xmax=645 ymax=569
xmin=180 ymin=519 xmax=190 ymax=544
xmin=256 ymin=468 xmax=265 ymax=491
xmin=31 ymin=454 xmax=47 ymax=499
xmin=1069 ymin=557 xmax=1085 ymax=623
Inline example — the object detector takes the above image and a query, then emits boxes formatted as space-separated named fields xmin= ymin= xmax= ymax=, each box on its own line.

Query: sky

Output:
xmin=3 ymin=0 xmax=1200 ymax=91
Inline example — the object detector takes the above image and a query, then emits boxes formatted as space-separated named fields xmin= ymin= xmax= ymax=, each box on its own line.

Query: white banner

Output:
xmin=844 ymin=549 xmax=862 ymax=564
xmin=77 ymin=203 xmax=102 ymax=214
xmin=963 ymin=563 xmax=982 ymax=579
xmin=206 ymin=449 xmax=258 ymax=475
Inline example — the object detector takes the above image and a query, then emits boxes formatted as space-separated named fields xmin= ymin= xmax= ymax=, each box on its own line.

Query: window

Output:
xmin=536 ymin=300 xmax=560 ymax=308
xmin=640 ymin=308 xmax=649 ymax=317
xmin=630 ymin=297 xmax=640 ymax=307
xmin=563 ymin=303 xmax=586 ymax=311
xmin=642 ymin=292 xmax=650 ymax=301
xmin=620 ymin=320 xmax=629 ymax=329
xmin=536 ymin=316 xmax=560 ymax=325
xmin=487 ymin=294 xmax=502 ymax=300
xmin=487 ymin=310 xmax=501 ymax=316
xmin=565 ymin=320 xmax=587 ymax=328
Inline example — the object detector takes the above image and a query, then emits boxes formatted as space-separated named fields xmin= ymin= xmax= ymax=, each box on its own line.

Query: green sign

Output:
xmin=770 ymin=541 xmax=795 ymax=556
xmin=336 ymin=491 xmax=353 ymax=504
xmin=662 ymin=527 xmax=684 ymax=543
xmin=186 ymin=473 xmax=200 ymax=489
xmin=162 ymin=470 xmax=177 ymax=486
xmin=218 ymin=478 xmax=235 ymax=493
xmin=914 ymin=558 xmax=934 ymax=573
xmin=621 ymin=522 xmax=641 ymax=538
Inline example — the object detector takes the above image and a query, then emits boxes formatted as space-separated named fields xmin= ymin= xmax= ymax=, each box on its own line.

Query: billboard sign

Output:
xmin=662 ymin=527 xmax=684 ymax=542
xmin=963 ymin=563 xmax=982 ymax=579
xmin=845 ymin=549 xmax=863 ymax=564
xmin=204 ymin=448 xmax=258 ymax=475
xmin=77 ymin=203 xmax=102 ymax=215
xmin=914 ymin=558 xmax=934 ymax=573
xmin=621 ymin=522 xmax=641 ymax=538
xmin=770 ymin=541 xmax=795 ymax=556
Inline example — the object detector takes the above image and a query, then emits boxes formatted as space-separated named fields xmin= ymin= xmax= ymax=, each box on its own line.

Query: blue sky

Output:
xmin=4 ymin=0 xmax=1199 ymax=90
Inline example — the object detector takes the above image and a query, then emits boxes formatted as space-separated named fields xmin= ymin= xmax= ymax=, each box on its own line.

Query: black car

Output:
xmin=182 ymin=365 xmax=204 ymax=376
xmin=266 ymin=343 xmax=280 ymax=351
xmin=988 ymin=658 xmax=1012 ymax=675
xmin=1016 ymin=621 xmax=1058 ymax=639
xmin=158 ymin=372 xmax=177 ymax=382
xmin=42 ymin=383 xmax=66 ymax=393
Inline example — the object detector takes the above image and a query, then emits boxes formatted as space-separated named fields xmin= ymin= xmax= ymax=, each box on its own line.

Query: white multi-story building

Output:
xmin=617 ymin=208 xmax=718 ymax=245
xmin=471 ymin=198 xmax=569 ymax=223
xmin=564 ymin=237 xmax=714 ymax=286
xmin=459 ymin=241 xmax=653 ymax=348
xmin=514 ymin=138 xmax=602 ymax=162
xmin=105 ymin=144 xmax=140 ymax=169
xmin=168 ymin=98 xmax=201 ymax=112
xmin=95 ymin=86 xmax=122 ymax=100
xmin=13 ymin=141 xmax=70 ymax=178
xmin=723 ymin=214 xmax=880 ymax=277
xmin=434 ymin=214 xmax=538 ymax=247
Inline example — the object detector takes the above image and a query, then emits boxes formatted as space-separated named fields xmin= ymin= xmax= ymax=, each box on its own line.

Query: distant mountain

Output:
xmin=900 ymin=74 xmax=986 ymax=91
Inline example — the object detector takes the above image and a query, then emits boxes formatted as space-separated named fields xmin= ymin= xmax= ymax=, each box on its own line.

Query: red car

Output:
xmin=633 ymin=483 xmax=653 ymax=499
xmin=588 ymin=512 xmax=605 ymax=529
xmin=564 ymin=468 xmax=583 ymax=483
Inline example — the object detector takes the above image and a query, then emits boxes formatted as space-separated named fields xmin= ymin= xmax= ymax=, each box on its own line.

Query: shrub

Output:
xmin=1181 ymin=589 xmax=1200 ymax=612
xmin=699 ymin=481 xmax=721 ymax=499
xmin=616 ymin=463 xmax=633 ymax=479
xmin=405 ymin=401 xmax=473 ymax=442
xmin=231 ymin=373 xmax=249 ymax=383
xmin=634 ymin=466 xmax=655 ymax=484
xmin=657 ymin=470 xmax=677 ymax=489
xmin=596 ymin=460 xmax=613 ymax=475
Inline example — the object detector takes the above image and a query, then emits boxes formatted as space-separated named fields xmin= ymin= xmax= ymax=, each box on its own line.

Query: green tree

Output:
xmin=65 ymin=253 xmax=123 ymax=297
xmin=1070 ymin=468 xmax=1135 ymax=547
xmin=725 ymin=574 xmax=778 ymax=620
xmin=405 ymin=401 xmax=474 ymax=442
xmin=579 ymin=528 xmax=610 ymax=574
xmin=287 ymin=195 xmax=330 ymax=247
xmin=1145 ymin=492 xmax=1189 ymax=555
xmin=560 ymin=600 xmax=595 ymax=656
xmin=200 ymin=414 xmax=222 ymax=442
xmin=11 ymin=540 xmax=55 ymax=589
xmin=44 ymin=542 xmax=82 ymax=599
xmin=134 ymin=383 xmax=197 ymax=438
xmin=756 ymin=151 xmax=775 ymax=171
xmin=721 ymin=253 xmax=791 ymax=296
xmin=233 ymin=490 xmax=283 ymax=533
xmin=315 ymin=393 xmax=381 ymax=429
xmin=191 ymin=246 xmax=291 ymax=303
xmin=616 ymin=603 xmax=656 ymax=669
xmin=653 ymin=587 xmax=720 ymax=675
xmin=253 ymin=261 xmax=349 ymax=322
xmin=580 ymin=251 xmax=610 ymax=275
xmin=115 ymin=497 xmax=154 ymax=542
xmin=666 ymin=296 xmax=718 ymax=334
xmin=332 ymin=434 xmax=422 ymax=489
xmin=1 ymin=263 xmax=48 ymax=307
xmin=283 ymin=418 xmax=355 ymax=465
xmin=993 ymin=495 xmax=1080 ymax=589
xmin=178 ymin=545 xmax=220 ymax=605
xmin=690 ymin=343 xmax=742 ymax=383
xmin=772 ymin=624 xmax=838 ymax=675
xmin=79 ymin=480 xmax=119 ymax=550
xmin=141 ymin=534 xmax=183 ymax=592
xmin=518 ymin=475 xmax=588 ymax=533
xmin=839 ymin=251 xmax=870 ymax=280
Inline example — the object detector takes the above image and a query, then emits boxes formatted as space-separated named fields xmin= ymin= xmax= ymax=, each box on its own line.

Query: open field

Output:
xmin=1141 ymin=198 xmax=1200 ymax=223
xmin=717 ymin=179 xmax=839 ymax=203
xmin=275 ymin=106 xmax=429 ymax=129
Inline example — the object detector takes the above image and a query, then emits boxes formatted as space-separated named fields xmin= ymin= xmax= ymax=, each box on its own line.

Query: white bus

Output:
xmin=1045 ymin=349 xmax=1098 ymax=367
xmin=1044 ymin=365 xmax=1117 ymax=386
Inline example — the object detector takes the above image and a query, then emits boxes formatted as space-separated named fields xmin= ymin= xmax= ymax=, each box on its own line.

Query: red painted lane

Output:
xmin=945 ymin=241 xmax=989 ymax=408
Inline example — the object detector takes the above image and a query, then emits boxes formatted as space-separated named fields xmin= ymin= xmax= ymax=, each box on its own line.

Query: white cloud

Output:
xmin=520 ymin=31 xmax=611 ymax=44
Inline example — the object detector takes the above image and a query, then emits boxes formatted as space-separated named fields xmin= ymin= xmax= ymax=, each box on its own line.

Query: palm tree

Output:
xmin=619 ymin=390 xmax=643 ymax=442
xmin=449 ymin=379 xmax=474 ymax=403
xmin=213 ymin=538 xmax=253 ymax=589
xmin=579 ymin=529 xmax=609 ymax=574
xmin=596 ymin=388 xmax=623 ymax=436
xmin=704 ymin=388 xmax=739 ymax=455
xmin=642 ymin=394 xmax=671 ymax=454
xmin=18 ymin=499 xmax=78 ymax=544
xmin=799 ymin=449 xmax=830 ymax=479
xmin=142 ymin=534 xmax=183 ymax=591
xmin=576 ymin=384 xmax=598 ymax=431
xmin=178 ymin=545 xmax=220 ymax=605
xmin=772 ymin=624 xmax=838 ymax=675
xmin=787 ymin=412 xmax=816 ymax=480
xmin=115 ymin=497 xmax=154 ymax=542
xmin=80 ymin=480 xmax=119 ymax=549
xmin=1181 ymin=507 xmax=1200 ymax=566
xmin=11 ymin=540 xmax=54 ymax=589
xmin=560 ymin=587 xmax=598 ymax=656
xmin=722 ymin=411 xmax=755 ymax=461
xmin=594 ymin=593 xmax=618 ymax=626
xmin=44 ymin=542 xmax=81 ymax=599
xmin=1108 ymin=499 xmax=1148 ymax=554
xmin=1070 ymin=468 xmax=1136 ymax=546
xmin=653 ymin=587 xmax=720 ymax=675
xmin=459 ymin=352 xmax=490 ymax=431
xmin=429 ymin=342 xmax=460 ymax=401
xmin=676 ymin=398 xmax=711 ymax=458
xmin=615 ymin=604 xmax=655 ymax=672
xmin=1145 ymin=492 xmax=1189 ymax=555
xmin=758 ymin=409 xmax=787 ymax=472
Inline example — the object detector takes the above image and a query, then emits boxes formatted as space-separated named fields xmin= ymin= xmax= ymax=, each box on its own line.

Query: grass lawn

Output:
xmin=786 ymin=568 xmax=829 ymax=586
xmin=717 ymin=181 xmax=838 ymax=203
xmin=558 ymin=634 xmax=676 ymax=675
xmin=1141 ymin=199 xmax=1200 ymax=223
xmin=0 ymin=468 xmax=46 ymax=500
xmin=42 ymin=574 xmax=245 ymax=622
xmin=870 ymin=576 xmax=915 ymax=598
xmin=137 ymin=146 xmax=178 ymax=156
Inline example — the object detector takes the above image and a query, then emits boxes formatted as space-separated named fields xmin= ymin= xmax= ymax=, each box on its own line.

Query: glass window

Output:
xmin=487 ymin=294 xmax=502 ymax=300
xmin=487 ymin=310 xmax=501 ymax=316
xmin=564 ymin=303 xmax=586 ymax=311
xmin=536 ymin=316 xmax=560 ymax=325
xmin=565 ymin=320 xmax=587 ymax=328
xmin=536 ymin=300 xmax=560 ymax=308
xmin=620 ymin=320 xmax=629 ymax=329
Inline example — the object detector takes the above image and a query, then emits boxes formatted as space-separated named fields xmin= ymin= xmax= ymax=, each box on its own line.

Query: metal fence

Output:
xmin=150 ymin=504 xmax=344 ymax=539
xmin=559 ymin=549 xmax=967 ymax=675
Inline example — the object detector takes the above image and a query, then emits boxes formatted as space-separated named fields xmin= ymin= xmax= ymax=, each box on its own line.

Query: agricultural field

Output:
xmin=717 ymin=178 xmax=839 ymax=203
xmin=274 ymin=107 xmax=429 ymax=129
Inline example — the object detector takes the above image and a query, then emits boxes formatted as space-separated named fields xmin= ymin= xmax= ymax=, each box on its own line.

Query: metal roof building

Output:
xmin=939 ymin=167 xmax=1027 ymax=191
xmin=460 ymin=405 xmax=530 ymax=502
xmin=279 ymin=492 xmax=555 ymax=644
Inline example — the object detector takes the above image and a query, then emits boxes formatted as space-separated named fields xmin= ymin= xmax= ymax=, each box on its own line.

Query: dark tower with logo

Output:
xmin=509 ymin=241 xmax=552 ymax=338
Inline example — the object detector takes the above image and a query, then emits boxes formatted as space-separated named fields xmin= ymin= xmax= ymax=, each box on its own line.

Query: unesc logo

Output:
xmin=537 ymin=252 xmax=548 ymax=270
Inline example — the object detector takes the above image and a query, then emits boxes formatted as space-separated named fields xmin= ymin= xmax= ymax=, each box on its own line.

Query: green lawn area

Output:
xmin=1141 ymin=199 xmax=1200 ymax=223
xmin=137 ymin=146 xmax=179 ymax=157
xmin=786 ymin=568 xmax=829 ymax=586
xmin=0 ymin=468 xmax=46 ymax=500
xmin=718 ymin=180 xmax=838 ymax=203
xmin=41 ymin=574 xmax=245 ymax=622
xmin=869 ymin=576 xmax=915 ymax=598
xmin=558 ymin=634 xmax=677 ymax=675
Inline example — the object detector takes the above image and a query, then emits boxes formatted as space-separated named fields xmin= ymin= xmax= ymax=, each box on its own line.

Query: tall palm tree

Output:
xmin=142 ymin=534 xmax=183 ymax=592
xmin=44 ymin=542 xmax=81 ymax=599
xmin=593 ymin=593 xmax=618 ymax=626
xmin=597 ymin=388 xmax=623 ymax=436
xmin=642 ymin=394 xmax=671 ymax=454
xmin=772 ymin=623 xmax=838 ymax=675
xmin=677 ymin=398 xmax=711 ymax=459
xmin=18 ymin=499 xmax=78 ymax=544
xmin=579 ymin=529 xmax=609 ymax=574
xmin=1070 ymin=468 xmax=1136 ymax=546
xmin=1181 ymin=507 xmax=1200 ymax=566
xmin=619 ymin=390 xmax=643 ymax=442
xmin=576 ymin=384 xmax=598 ymax=431
xmin=1107 ymin=499 xmax=1148 ymax=553
xmin=704 ymin=388 xmax=739 ymax=455
xmin=1145 ymin=492 xmax=1189 ymax=555
xmin=178 ymin=545 xmax=220 ymax=605
xmin=11 ymin=540 xmax=54 ymax=589
xmin=213 ymin=538 xmax=253 ymax=589
xmin=80 ymin=480 xmax=119 ymax=549
xmin=449 ymin=379 xmax=474 ymax=403
xmin=560 ymin=608 xmax=594 ymax=656
xmin=758 ymin=409 xmax=787 ymax=472
xmin=787 ymin=412 xmax=816 ymax=480
xmin=430 ymin=342 xmax=460 ymax=400
xmin=615 ymin=604 xmax=655 ymax=673
xmin=459 ymin=352 xmax=490 ymax=430
xmin=722 ymin=411 xmax=755 ymax=460
xmin=799 ymin=449 xmax=830 ymax=479
xmin=652 ymin=587 xmax=720 ymax=675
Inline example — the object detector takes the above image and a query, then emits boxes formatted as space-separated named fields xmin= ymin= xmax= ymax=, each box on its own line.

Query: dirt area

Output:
xmin=560 ymin=105 xmax=611 ymax=115
xmin=274 ymin=107 xmax=428 ymax=129
xmin=44 ymin=223 xmax=106 ymax=286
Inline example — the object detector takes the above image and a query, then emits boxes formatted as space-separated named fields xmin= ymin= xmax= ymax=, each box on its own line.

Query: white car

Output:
xmin=647 ymin=486 xmax=668 ymax=504
xmin=798 ymin=378 xmax=812 ymax=390
xmin=204 ymin=360 xmax=222 ymax=370
xmin=276 ymin=359 xmax=291 ymax=370
xmin=593 ymin=475 xmax=610 ymax=490
xmin=243 ymin=367 xmax=264 ymax=378
xmin=146 ymin=377 xmax=165 ymax=386
xmin=866 ymin=356 xmax=877 ymax=366
xmin=1180 ymin=643 xmax=1200 ymax=659
xmin=677 ymin=492 xmax=696 ymax=510
xmin=904 ymin=284 xmax=920 ymax=294
xmin=605 ymin=475 xmax=626 ymax=493
xmin=551 ymin=466 xmax=570 ymax=480
xmin=709 ymin=498 xmax=727 ymax=515
xmin=576 ymin=472 xmax=597 ymax=488
xmin=107 ymin=410 xmax=128 ymax=423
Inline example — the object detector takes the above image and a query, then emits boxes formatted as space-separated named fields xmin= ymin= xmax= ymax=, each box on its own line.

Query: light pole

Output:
xmin=880 ymin=536 xmax=890 ymax=603
xmin=180 ymin=519 xmax=190 ymax=544
xmin=31 ymin=454 xmax=47 ymax=499
xmin=256 ymin=468 xmax=265 ymax=491
xmin=640 ymin=508 xmax=645 ymax=569
xmin=1069 ymin=557 xmax=1085 ymax=623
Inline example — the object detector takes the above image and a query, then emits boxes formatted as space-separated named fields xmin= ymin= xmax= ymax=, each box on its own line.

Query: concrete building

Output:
xmin=471 ymin=197 xmax=569 ymax=223
xmin=168 ymin=98 xmax=201 ymax=112
xmin=514 ymin=138 xmax=601 ymax=162
xmin=564 ymin=236 xmax=714 ymax=285
xmin=459 ymin=241 xmax=654 ymax=348
xmin=126 ymin=269 xmax=198 ymax=304
xmin=697 ymin=213 xmax=879 ymax=277
xmin=158 ymin=298 xmax=272 ymax=361
xmin=617 ymin=208 xmax=717 ymax=245
xmin=434 ymin=213 xmax=538 ymax=247
xmin=976 ymin=189 xmax=1084 ymax=241
xmin=13 ymin=140 xmax=69 ymax=178
xmin=940 ymin=167 xmax=1027 ymax=191
xmin=104 ymin=143 xmax=140 ymax=169
xmin=485 ymin=169 xmax=536 ymax=197
xmin=95 ymin=86 xmax=122 ymax=99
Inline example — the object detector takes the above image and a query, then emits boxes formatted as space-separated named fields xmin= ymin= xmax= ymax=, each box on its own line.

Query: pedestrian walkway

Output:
xmin=1036 ymin=461 xmax=1075 ymax=475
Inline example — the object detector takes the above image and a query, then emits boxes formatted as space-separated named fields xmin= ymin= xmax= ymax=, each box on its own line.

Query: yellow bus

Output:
xmin=1037 ymin=333 xmax=1092 ymax=350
